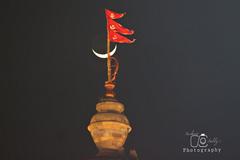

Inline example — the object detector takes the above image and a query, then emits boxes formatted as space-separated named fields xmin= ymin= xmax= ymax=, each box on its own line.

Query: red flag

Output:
xmin=109 ymin=30 xmax=135 ymax=43
xmin=107 ymin=18 xmax=134 ymax=35
xmin=105 ymin=9 xmax=125 ymax=19
xmin=105 ymin=9 xmax=135 ymax=44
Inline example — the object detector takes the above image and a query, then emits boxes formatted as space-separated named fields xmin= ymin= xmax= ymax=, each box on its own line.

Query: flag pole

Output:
xmin=105 ymin=15 xmax=116 ymax=98
xmin=104 ymin=9 xmax=135 ymax=98
xmin=107 ymin=21 xmax=111 ymax=82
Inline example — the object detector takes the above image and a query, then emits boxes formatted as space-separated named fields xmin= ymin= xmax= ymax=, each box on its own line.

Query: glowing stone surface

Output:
xmin=88 ymin=100 xmax=131 ymax=151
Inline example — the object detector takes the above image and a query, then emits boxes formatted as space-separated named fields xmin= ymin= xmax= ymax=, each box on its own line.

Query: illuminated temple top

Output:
xmin=87 ymin=82 xmax=132 ymax=152
xmin=87 ymin=82 xmax=138 ymax=160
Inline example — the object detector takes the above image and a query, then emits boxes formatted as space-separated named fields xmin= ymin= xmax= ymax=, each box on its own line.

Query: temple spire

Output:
xmin=88 ymin=8 xmax=136 ymax=156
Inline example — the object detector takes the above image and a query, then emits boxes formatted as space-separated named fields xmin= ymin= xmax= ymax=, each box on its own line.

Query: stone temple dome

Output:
xmin=88 ymin=98 xmax=131 ymax=151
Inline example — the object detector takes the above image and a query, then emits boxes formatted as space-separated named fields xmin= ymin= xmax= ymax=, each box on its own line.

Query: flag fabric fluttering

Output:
xmin=105 ymin=9 xmax=125 ymax=19
xmin=105 ymin=9 xmax=135 ymax=44
xmin=107 ymin=18 xmax=134 ymax=35
xmin=109 ymin=30 xmax=135 ymax=43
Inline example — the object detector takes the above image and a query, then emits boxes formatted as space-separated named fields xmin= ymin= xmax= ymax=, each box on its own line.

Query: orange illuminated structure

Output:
xmin=87 ymin=62 xmax=132 ymax=152
xmin=87 ymin=9 xmax=138 ymax=160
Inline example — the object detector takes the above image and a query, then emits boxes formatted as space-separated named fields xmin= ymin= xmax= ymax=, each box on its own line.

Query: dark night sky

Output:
xmin=2 ymin=0 xmax=240 ymax=160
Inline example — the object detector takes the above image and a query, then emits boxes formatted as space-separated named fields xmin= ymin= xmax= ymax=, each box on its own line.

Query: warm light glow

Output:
xmin=96 ymin=101 xmax=124 ymax=113
xmin=88 ymin=101 xmax=131 ymax=151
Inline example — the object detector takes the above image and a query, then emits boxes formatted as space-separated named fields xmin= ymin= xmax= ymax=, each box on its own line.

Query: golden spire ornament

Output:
xmin=88 ymin=8 xmax=136 ymax=157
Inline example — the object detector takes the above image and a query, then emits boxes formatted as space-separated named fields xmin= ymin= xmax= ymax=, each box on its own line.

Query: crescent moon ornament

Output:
xmin=92 ymin=45 xmax=117 ymax=59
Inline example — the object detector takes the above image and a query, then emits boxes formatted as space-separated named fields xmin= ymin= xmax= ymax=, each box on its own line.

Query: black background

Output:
xmin=2 ymin=0 xmax=240 ymax=160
